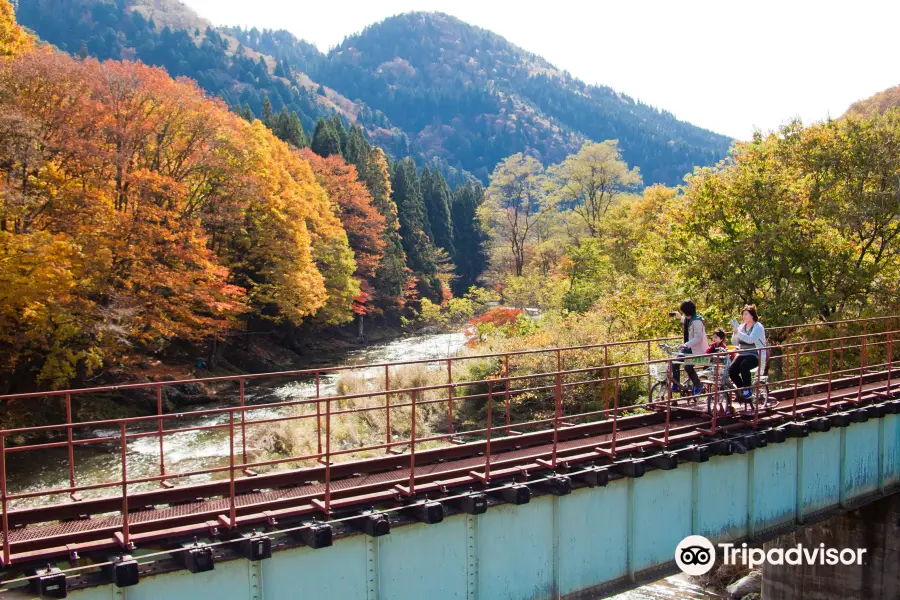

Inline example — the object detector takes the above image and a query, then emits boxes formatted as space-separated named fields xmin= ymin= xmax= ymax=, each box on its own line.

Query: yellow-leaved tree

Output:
xmin=0 ymin=14 xmax=358 ymax=392
xmin=0 ymin=0 xmax=31 ymax=58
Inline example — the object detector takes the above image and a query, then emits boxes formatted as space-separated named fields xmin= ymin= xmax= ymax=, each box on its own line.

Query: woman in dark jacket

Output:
xmin=672 ymin=300 xmax=707 ymax=396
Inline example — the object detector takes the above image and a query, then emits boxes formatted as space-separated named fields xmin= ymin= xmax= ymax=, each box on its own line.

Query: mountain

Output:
xmin=14 ymin=0 xmax=410 ymax=156
xmin=16 ymin=2 xmax=731 ymax=185
xmin=844 ymin=85 xmax=900 ymax=117
xmin=228 ymin=12 xmax=732 ymax=184
xmin=327 ymin=13 xmax=731 ymax=183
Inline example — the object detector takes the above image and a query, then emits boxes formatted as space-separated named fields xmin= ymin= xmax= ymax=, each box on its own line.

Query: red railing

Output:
xmin=0 ymin=315 xmax=896 ymax=565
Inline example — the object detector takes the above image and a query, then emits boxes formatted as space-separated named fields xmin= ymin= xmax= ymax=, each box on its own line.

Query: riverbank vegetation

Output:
xmin=476 ymin=112 xmax=900 ymax=348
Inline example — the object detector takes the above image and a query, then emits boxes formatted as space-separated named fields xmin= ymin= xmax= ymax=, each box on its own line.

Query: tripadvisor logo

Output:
xmin=675 ymin=535 xmax=868 ymax=575
xmin=675 ymin=535 xmax=716 ymax=576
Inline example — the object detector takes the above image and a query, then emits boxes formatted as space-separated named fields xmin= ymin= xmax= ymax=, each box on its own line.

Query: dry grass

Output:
xmin=259 ymin=364 xmax=454 ymax=468
xmin=469 ymin=313 xmax=662 ymax=412
xmin=255 ymin=333 xmax=658 ymax=471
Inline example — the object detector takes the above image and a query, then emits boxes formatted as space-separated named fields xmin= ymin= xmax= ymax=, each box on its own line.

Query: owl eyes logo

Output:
xmin=675 ymin=535 xmax=716 ymax=575
xmin=680 ymin=546 xmax=711 ymax=565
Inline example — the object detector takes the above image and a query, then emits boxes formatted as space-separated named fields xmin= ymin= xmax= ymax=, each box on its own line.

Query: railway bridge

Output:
xmin=0 ymin=316 xmax=899 ymax=598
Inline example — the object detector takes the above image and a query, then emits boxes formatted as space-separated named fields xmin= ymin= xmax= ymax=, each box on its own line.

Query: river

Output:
xmin=5 ymin=331 xmax=470 ymax=506
xmin=7 ymin=330 xmax=720 ymax=598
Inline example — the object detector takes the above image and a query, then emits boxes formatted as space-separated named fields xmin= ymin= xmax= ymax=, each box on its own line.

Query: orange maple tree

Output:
xmin=0 ymin=27 xmax=358 ymax=390
xmin=299 ymin=148 xmax=387 ymax=315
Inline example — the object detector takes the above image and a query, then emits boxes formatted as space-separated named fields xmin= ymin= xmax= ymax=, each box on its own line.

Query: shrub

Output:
xmin=465 ymin=307 xmax=524 ymax=345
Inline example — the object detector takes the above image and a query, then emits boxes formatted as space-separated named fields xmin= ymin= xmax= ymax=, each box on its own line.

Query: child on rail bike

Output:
xmin=706 ymin=328 xmax=728 ymax=354
xmin=705 ymin=327 xmax=731 ymax=414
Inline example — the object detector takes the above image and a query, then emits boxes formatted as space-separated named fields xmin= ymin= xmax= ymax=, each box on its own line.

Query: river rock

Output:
xmin=162 ymin=381 xmax=213 ymax=406
xmin=223 ymin=346 xmax=279 ymax=373
xmin=726 ymin=571 xmax=761 ymax=598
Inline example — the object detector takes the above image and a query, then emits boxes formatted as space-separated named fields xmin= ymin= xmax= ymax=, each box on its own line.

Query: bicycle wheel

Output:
xmin=760 ymin=383 xmax=775 ymax=408
xmin=704 ymin=384 xmax=719 ymax=414
xmin=679 ymin=376 xmax=698 ymax=405
xmin=649 ymin=381 xmax=670 ymax=407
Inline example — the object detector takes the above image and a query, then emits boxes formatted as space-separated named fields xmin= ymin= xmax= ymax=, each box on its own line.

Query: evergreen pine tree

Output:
xmin=273 ymin=106 xmax=289 ymax=140
xmin=240 ymin=103 xmax=254 ymax=121
xmin=310 ymin=119 xmax=342 ymax=157
xmin=392 ymin=158 xmax=438 ymax=278
xmin=327 ymin=115 xmax=349 ymax=155
xmin=451 ymin=182 xmax=489 ymax=295
xmin=417 ymin=167 xmax=435 ymax=240
xmin=421 ymin=167 xmax=455 ymax=257
xmin=344 ymin=125 xmax=368 ymax=172
xmin=261 ymin=96 xmax=274 ymax=127
xmin=285 ymin=111 xmax=307 ymax=147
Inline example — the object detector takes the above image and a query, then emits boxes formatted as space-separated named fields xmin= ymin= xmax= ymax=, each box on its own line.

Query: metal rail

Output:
xmin=0 ymin=315 xmax=896 ymax=567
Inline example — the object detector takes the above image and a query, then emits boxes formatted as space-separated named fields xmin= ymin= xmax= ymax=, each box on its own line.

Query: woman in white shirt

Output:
xmin=729 ymin=304 xmax=766 ymax=401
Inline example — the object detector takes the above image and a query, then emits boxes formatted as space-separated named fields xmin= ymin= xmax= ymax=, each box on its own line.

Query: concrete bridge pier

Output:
xmin=762 ymin=494 xmax=900 ymax=599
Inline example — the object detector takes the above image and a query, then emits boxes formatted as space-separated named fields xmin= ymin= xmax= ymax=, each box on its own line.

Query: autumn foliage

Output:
xmin=464 ymin=307 xmax=524 ymax=346
xmin=299 ymin=149 xmax=386 ymax=278
xmin=299 ymin=149 xmax=387 ymax=316
xmin=0 ymin=0 xmax=31 ymax=58
xmin=0 ymin=33 xmax=358 ymax=390
xmin=469 ymin=307 xmax=524 ymax=329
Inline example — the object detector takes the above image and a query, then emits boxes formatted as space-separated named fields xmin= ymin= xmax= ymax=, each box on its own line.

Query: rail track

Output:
xmin=0 ymin=316 xmax=897 ymax=594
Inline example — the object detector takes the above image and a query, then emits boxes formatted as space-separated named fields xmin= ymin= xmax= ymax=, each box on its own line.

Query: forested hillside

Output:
xmin=18 ymin=1 xmax=731 ymax=185
xmin=845 ymin=85 xmax=900 ymax=116
xmin=14 ymin=0 xmax=414 ymax=157
xmin=4 ymin=0 xmax=738 ymax=396
xmin=229 ymin=12 xmax=732 ymax=184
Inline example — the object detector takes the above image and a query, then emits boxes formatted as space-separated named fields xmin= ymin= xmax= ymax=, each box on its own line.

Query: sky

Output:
xmin=181 ymin=0 xmax=898 ymax=140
